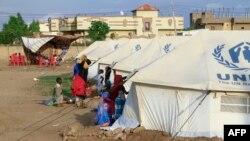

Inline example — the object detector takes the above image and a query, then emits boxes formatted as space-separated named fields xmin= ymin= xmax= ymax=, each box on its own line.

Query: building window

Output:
xmin=241 ymin=27 xmax=245 ymax=30
xmin=221 ymin=96 xmax=250 ymax=114
xmin=145 ymin=22 xmax=150 ymax=31
xmin=211 ymin=26 xmax=215 ymax=30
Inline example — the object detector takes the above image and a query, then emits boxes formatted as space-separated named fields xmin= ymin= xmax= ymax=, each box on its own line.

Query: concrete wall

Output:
xmin=135 ymin=11 xmax=158 ymax=17
xmin=234 ymin=24 xmax=250 ymax=30
xmin=0 ymin=45 xmax=86 ymax=61
xmin=205 ymin=24 xmax=224 ymax=30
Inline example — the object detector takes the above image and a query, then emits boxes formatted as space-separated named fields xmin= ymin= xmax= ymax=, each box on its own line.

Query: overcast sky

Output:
xmin=0 ymin=0 xmax=249 ymax=30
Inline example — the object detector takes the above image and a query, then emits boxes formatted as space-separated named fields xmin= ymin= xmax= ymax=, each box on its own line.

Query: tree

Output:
xmin=28 ymin=20 xmax=40 ymax=35
xmin=0 ymin=13 xmax=29 ymax=44
xmin=0 ymin=32 xmax=5 ymax=44
xmin=87 ymin=21 xmax=110 ymax=41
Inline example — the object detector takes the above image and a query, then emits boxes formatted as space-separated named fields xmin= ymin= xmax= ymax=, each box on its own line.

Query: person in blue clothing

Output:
xmin=114 ymin=86 xmax=126 ymax=119
xmin=95 ymin=88 xmax=115 ymax=127
xmin=100 ymin=83 xmax=111 ymax=98
xmin=73 ymin=59 xmax=81 ymax=75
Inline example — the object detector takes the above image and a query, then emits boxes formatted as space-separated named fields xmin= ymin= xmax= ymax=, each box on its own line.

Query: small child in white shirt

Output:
xmin=54 ymin=77 xmax=63 ymax=107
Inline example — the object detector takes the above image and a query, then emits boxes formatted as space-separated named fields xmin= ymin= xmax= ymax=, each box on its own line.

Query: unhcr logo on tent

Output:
xmin=213 ymin=42 xmax=250 ymax=71
xmin=163 ymin=44 xmax=172 ymax=54
xmin=113 ymin=44 xmax=119 ymax=50
xmin=134 ymin=44 xmax=141 ymax=52
xmin=213 ymin=42 xmax=250 ymax=86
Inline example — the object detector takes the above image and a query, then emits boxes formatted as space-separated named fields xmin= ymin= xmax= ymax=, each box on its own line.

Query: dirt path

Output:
xmin=0 ymin=64 xmax=95 ymax=141
xmin=0 ymin=62 xmax=223 ymax=141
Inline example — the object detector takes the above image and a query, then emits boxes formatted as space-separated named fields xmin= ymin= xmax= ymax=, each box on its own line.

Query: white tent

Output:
xmin=77 ymin=39 xmax=129 ymax=62
xmin=75 ymin=41 xmax=105 ymax=59
xmin=76 ymin=39 xmax=128 ymax=78
xmin=113 ymin=36 xmax=191 ymax=90
xmin=114 ymin=36 xmax=191 ymax=74
xmin=97 ymin=38 xmax=152 ymax=82
xmin=112 ymin=31 xmax=250 ymax=138
xmin=98 ymin=38 xmax=152 ymax=67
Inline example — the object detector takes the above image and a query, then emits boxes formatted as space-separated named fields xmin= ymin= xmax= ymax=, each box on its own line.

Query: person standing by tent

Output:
xmin=104 ymin=66 xmax=112 ymax=83
xmin=78 ymin=55 xmax=91 ymax=82
xmin=114 ymin=90 xmax=126 ymax=120
xmin=73 ymin=59 xmax=81 ymax=76
xmin=71 ymin=74 xmax=87 ymax=107
xmin=110 ymin=75 xmax=128 ymax=102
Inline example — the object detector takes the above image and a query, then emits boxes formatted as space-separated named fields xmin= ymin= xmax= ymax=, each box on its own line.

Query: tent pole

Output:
xmin=171 ymin=90 xmax=211 ymax=141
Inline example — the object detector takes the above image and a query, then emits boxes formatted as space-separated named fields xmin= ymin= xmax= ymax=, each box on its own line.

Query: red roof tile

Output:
xmin=132 ymin=4 xmax=159 ymax=12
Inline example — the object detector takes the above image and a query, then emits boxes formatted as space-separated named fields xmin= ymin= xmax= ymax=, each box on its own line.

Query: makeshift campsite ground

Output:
xmin=0 ymin=47 xmax=224 ymax=141
xmin=63 ymin=125 xmax=222 ymax=141
xmin=0 ymin=61 xmax=102 ymax=141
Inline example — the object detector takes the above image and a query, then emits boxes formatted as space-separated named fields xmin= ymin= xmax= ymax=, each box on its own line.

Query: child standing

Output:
xmin=54 ymin=77 xmax=63 ymax=107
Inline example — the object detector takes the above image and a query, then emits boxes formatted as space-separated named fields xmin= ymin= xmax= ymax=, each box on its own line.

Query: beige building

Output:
xmin=39 ymin=21 xmax=60 ymax=36
xmin=190 ymin=12 xmax=250 ymax=30
xmin=39 ymin=22 xmax=49 ymax=32
xmin=42 ymin=4 xmax=184 ymax=38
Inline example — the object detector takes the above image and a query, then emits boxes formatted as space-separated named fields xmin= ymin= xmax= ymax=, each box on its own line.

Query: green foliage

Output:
xmin=0 ymin=13 xmax=30 ymax=44
xmin=87 ymin=21 xmax=110 ymax=41
xmin=29 ymin=20 xmax=40 ymax=34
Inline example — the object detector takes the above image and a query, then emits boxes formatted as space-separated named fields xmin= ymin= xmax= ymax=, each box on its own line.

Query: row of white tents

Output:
xmin=76 ymin=30 xmax=250 ymax=138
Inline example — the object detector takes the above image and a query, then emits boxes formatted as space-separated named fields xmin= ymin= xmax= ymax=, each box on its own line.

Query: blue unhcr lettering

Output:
xmin=217 ymin=73 xmax=230 ymax=80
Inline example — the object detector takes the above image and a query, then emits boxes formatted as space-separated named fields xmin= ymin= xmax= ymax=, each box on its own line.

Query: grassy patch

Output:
xmin=37 ymin=74 xmax=99 ymax=98
xmin=38 ymin=74 xmax=72 ymax=97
